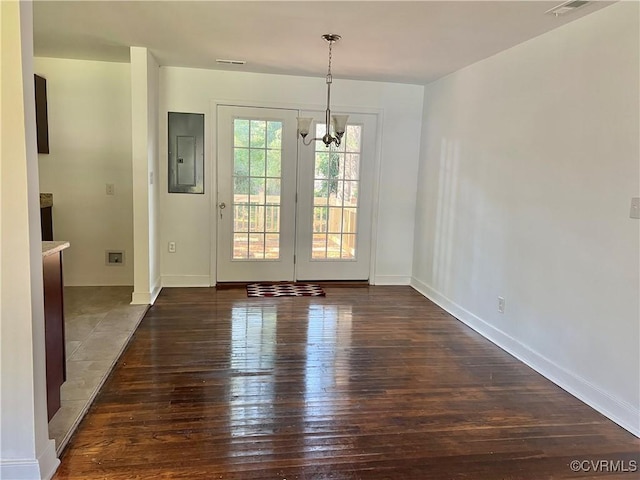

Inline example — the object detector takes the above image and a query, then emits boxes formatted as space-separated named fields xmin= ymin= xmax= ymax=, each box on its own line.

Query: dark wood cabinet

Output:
xmin=43 ymin=250 xmax=66 ymax=420
xmin=41 ymin=206 xmax=53 ymax=241
xmin=35 ymin=74 xmax=49 ymax=154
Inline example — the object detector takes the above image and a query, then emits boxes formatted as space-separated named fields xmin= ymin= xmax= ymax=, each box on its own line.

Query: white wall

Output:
xmin=1 ymin=1 xmax=59 ymax=478
xmin=130 ymin=47 xmax=161 ymax=304
xmin=159 ymin=68 xmax=424 ymax=286
xmin=412 ymin=2 xmax=639 ymax=435
xmin=148 ymin=54 xmax=160 ymax=299
xmin=35 ymin=57 xmax=133 ymax=286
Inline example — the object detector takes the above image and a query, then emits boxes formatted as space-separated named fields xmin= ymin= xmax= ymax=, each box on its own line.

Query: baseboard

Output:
xmin=131 ymin=291 xmax=150 ymax=305
xmin=161 ymin=275 xmax=212 ymax=288
xmin=39 ymin=440 xmax=59 ymax=480
xmin=410 ymin=277 xmax=640 ymax=438
xmin=65 ymin=280 xmax=134 ymax=287
xmin=130 ymin=279 xmax=162 ymax=305
xmin=373 ymin=275 xmax=411 ymax=285
xmin=1 ymin=439 xmax=59 ymax=480
xmin=150 ymin=277 xmax=161 ymax=304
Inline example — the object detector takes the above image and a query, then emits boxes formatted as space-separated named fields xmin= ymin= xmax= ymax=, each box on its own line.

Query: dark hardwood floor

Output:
xmin=53 ymin=286 xmax=639 ymax=479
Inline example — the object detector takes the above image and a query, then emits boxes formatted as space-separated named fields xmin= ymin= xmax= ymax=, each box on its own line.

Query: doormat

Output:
xmin=246 ymin=283 xmax=326 ymax=298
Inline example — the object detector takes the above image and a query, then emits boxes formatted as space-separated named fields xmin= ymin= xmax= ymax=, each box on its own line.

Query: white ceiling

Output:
xmin=33 ymin=1 xmax=614 ymax=85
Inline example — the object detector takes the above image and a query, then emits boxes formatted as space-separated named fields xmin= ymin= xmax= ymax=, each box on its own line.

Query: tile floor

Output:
xmin=47 ymin=286 xmax=148 ymax=453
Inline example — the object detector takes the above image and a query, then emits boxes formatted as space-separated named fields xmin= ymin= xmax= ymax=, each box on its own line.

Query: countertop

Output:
xmin=40 ymin=193 xmax=53 ymax=208
xmin=42 ymin=241 xmax=70 ymax=257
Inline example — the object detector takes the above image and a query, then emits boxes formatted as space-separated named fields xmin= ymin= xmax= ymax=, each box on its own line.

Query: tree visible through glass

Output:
xmin=232 ymin=119 xmax=282 ymax=259
xmin=312 ymin=124 xmax=362 ymax=259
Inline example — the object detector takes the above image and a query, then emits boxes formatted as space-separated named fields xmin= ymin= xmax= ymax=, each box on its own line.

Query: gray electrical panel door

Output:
xmin=168 ymin=112 xmax=204 ymax=193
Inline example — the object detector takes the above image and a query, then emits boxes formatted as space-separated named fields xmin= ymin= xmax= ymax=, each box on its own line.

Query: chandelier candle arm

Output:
xmin=297 ymin=34 xmax=349 ymax=148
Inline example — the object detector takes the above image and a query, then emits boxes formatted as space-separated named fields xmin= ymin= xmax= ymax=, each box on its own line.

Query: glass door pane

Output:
xmin=312 ymin=124 xmax=362 ymax=260
xmin=232 ymin=119 xmax=282 ymax=260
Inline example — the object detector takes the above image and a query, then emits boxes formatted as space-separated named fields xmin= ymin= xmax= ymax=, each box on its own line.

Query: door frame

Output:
xmin=209 ymin=99 xmax=384 ymax=286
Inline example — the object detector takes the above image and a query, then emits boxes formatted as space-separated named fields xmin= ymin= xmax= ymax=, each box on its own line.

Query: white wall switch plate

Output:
xmin=168 ymin=241 xmax=176 ymax=253
xmin=630 ymin=197 xmax=640 ymax=219
xmin=498 ymin=296 xmax=505 ymax=314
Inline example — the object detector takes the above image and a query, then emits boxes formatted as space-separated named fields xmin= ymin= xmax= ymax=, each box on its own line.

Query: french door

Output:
xmin=216 ymin=105 xmax=376 ymax=282
xmin=217 ymin=106 xmax=298 ymax=281
xmin=294 ymin=111 xmax=376 ymax=280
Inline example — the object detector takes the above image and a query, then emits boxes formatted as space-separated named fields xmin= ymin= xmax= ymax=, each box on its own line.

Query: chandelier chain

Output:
xmin=297 ymin=34 xmax=347 ymax=148
xmin=327 ymin=40 xmax=333 ymax=81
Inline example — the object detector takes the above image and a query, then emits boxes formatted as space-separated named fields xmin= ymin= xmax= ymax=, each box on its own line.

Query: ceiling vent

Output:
xmin=216 ymin=59 xmax=246 ymax=65
xmin=545 ymin=0 xmax=589 ymax=16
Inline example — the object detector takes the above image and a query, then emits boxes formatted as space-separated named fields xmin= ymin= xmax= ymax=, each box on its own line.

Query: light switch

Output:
xmin=630 ymin=197 xmax=640 ymax=219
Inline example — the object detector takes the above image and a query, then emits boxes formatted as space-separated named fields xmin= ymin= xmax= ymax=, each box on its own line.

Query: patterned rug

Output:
xmin=246 ymin=283 xmax=326 ymax=298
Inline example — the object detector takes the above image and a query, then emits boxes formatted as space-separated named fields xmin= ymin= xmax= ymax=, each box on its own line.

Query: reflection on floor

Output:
xmin=52 ymin=287 xmax=640 ymax=479
xmin=48 ymin=286 xmax=148 ymax=453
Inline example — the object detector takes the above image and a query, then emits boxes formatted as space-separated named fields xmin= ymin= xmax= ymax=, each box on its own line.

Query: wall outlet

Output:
xmin=106 ymin=183 xmax=115 ymax=195
xmin=168 ymin=241 xmax=176 ymax=253
xmin=106 ymin=250 xmax=125 ymax=265
xmin=497 ymin=296 xmax=505 ymax=314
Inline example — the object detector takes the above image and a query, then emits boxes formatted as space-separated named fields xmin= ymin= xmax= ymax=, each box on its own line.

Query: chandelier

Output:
xmin=297 ymin=34 xmax=349 ymax=148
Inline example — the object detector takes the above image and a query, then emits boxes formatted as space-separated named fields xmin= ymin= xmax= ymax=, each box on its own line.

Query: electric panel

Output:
xmin=168 ymin=112 xmax=204 ymax=193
